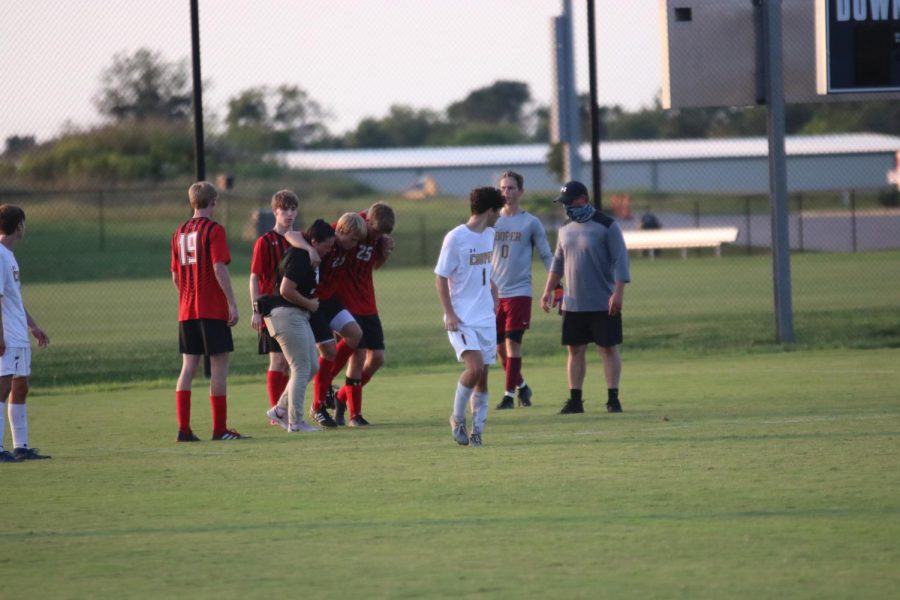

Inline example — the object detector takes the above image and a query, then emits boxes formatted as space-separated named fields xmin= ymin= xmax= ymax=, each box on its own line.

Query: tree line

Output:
xmin=3 ymin=47 xmax=899 ymax=184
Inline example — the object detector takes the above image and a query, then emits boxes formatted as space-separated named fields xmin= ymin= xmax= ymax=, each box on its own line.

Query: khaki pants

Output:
xmin=264 ymin=306 xmax=318 ymax=425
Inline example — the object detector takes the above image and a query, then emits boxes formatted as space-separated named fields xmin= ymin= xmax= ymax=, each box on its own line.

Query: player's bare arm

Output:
xmin=284 ymin=231 xmax=320 ymax=267
xmin=249 ymin=272 xmax=264 ymax=333
xmin=435 ymin=275 xmax=461 ymax=331
xmin=213 ymin=262 xmax=239 ymax=327
xmin=608 ymin=281 xmax=626 ymax=316
xmin=25 ymin=309 xmax=49 ymax=347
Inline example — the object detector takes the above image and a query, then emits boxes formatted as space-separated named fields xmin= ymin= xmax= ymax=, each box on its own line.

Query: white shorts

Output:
xmin=0 ymin=346 xmax=31 ymax=377
xmin=447 ymin=324 xmax=497 ymax=364
xmin=330 ymin=309 xmax=357 ymax=334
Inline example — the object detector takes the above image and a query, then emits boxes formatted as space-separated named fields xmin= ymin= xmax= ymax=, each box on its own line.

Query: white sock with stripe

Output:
xmin=9 ymin=403 xmax=27 ymax=448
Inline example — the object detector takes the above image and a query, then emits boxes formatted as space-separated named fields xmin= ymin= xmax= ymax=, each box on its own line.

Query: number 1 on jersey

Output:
xmin=178 ymin=232 xmax=198 ymax=265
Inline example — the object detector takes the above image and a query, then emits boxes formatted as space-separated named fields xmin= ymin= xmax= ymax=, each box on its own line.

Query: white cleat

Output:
xmin=449 ymin=415 xmax=469 ymax=446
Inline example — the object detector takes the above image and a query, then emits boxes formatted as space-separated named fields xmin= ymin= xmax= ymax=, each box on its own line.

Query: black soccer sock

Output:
xmin=570 ymin=389 xmax=583 ymax=403
xmin=608 ymin=388 xmax=619 ymax=403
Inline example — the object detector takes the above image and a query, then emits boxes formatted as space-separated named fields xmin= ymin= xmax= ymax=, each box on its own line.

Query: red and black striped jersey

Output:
xmin=335 ymin=211 xmax=385 ymax=316
xmin=250 ymin=230 xmax=290 ymax=295
xmin=171 ymin=217 xmax=231 ymax=321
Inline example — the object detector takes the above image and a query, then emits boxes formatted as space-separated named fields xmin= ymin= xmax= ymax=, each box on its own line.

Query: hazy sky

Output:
xmin=0 ymin=1 xmax=661 ymax=144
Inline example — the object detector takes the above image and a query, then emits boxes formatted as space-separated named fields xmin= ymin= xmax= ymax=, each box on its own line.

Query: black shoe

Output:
xmin=335 ymin=400 xmax=347 ymax=426
xmin=349 ymin=414 xmax=370 ymax=427
xmin=495 ymin=395 xmax=515 ymax=410
xmin=13 ymin=447 xmax=51 ymax=460
xmin=517 ymin=384 xmax=533 ymax=407
xmin=606 ymin=400 xmax=623 ymax=413
xmin=324 ymin=386 xmax=337 ymax=410
xmin=313 ymin=407 xmax=338 ymax=428
xmin=559 ymin=398 xmax=584 ymax=414
xmin=0 ymin=450 xmax=18 ymax=463
xmin=177 ymin=430 xmax=201 ymax=442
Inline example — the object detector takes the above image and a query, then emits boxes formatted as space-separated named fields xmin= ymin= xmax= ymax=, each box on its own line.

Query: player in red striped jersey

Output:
xmin=332 ymin=202 xmax=396 ymax=426
xmin=171 ymin=182 xmax=243 ymax=442
xmin=249 ymin=190 xmax=318 ymax=418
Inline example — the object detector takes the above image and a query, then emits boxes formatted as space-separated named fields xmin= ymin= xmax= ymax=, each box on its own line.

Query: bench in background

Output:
xmin=623 ymin=227 xmax=739 ymax=258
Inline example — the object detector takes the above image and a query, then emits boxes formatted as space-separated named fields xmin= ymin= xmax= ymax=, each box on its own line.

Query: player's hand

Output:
xmin=608 ymin=289 xmax=623 ymax=316
xmin=308 ymin=247 xmax=321 ymax=268
xmin=227 ymin=303 xmax=239 ymax=327
xmin=443 ymin=312 xmax=462 ymax=332
xmin=381 ymin=235 xmax=395 ymax=256
xmin=30 ymin=326 xmax=49 ymax=347
xmin=306 ymin=298 xmax=320 ymax=313
xmin=552 ymin=285 xmax=564 ymax=315
xmin=251 ymin=311 xmax=264 ymax=333
xmin=540 ymin=292 xmax=552 ymax=313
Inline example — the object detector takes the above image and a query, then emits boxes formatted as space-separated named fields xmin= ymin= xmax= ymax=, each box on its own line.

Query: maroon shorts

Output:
xmin=495 ymin=297 xmax=532 ymax=336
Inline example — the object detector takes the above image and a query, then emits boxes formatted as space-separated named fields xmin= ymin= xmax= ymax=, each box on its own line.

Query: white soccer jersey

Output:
xmin=434 ymin=224 xmax=496 ymax=327
xmin=0 ymin=245 xmax=29 ymax=347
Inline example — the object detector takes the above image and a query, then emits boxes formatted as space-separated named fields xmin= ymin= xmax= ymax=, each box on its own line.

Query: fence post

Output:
xmin=796 ymin=193 xmax=804 ymax=253
xmin=745 ymin=196 xmax=752 ymax=255
xmin=98 ymin=191 xmax=106 ymax=252
xmin=420 ymin=215 xmax=428 ymax=266
xmin=850 ymin=190 xmax=857 ymax=253
xmin=693 ymin=200 xmax=700 ymax=227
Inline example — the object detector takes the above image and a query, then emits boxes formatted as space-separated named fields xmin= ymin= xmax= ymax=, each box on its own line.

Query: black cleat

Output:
xmin=334 ymin=400 xmax=347 ymax=426
xmin=13 ymin=447 xmax=51 ymax=460
xmin=313 ymin=407 xmax=338 ymax=428
xmin=177 ymin=430 xmax=201 ymax=442
xmin=517 ymin=384 xmax=533 ymax=407
xmin=324 ymin=386 xmax=337 ymax=410
xmin=559 ymin=398 xmax=584 ymax=414
xmin=211 ymin=429 xmax=247 ymax=441
xmin=606 ymin=400 xmax=623 ymax=413
xmin=0 ymin=450 xmax=19 ymax=463
xmin=348 ymin=414 xmax=370 ymax=427
xmin=496 ymin=395 xmax=515 ymax=410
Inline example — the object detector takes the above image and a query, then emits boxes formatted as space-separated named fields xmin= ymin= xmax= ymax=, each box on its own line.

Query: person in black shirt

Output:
xmin=262 ymin=220 xmax=336 ymax=433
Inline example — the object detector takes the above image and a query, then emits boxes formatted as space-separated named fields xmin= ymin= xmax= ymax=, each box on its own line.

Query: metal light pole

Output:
xmin=586 ymin=0 xmax=602 ymax=209
xmin=190 ymin=0 xmax=206 ymax=182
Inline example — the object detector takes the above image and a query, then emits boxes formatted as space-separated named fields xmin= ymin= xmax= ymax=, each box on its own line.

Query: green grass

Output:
xmin=23 ymin=250 xmax=900 ymax=389
xmin=4 ymin=349 xmax=899 ymax=598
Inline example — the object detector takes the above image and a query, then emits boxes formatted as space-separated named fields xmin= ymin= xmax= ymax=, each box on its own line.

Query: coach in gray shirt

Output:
xmin=540 ymin=181 xmax=630 ymax=415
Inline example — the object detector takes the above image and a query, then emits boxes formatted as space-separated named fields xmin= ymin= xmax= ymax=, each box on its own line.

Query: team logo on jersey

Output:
xmin=12 ymin=268 xmax=19 ymax=282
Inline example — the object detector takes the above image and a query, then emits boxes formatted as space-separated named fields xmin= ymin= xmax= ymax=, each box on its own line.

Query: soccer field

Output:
xmin=4 ymin=349 xmax=899 ymax=598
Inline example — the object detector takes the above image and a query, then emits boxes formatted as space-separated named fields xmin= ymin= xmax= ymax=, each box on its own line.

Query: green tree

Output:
xmin=93 ymin=48 xmax=191 ymax=122
xmin=224 ymin=84 xmax=328 ymax=151
xmin=447 ymin=80 xmax=532 ymax=127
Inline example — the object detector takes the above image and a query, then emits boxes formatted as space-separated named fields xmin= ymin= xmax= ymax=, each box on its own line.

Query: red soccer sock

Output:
xmin=210 ymin=395 xmax=227 ymax=435
xmin=331 ymin=340 xmax=356 ymax=379
xmin=277 ymin=371 xmax=290 ymax=400
xmin=176 ymin=390 xmax=192 ymax=432
xmin=506 ymin=357 xmax=523 ymax=392
xmin=361 ymin=372 xmax=372 ymax=387
xmin=266 ymin=371 xmax=282 ymax=408
xmin=344 ymin=381 xmax=363 ymax=418
xmin=312 ymin=357 xmax=334 ymax=411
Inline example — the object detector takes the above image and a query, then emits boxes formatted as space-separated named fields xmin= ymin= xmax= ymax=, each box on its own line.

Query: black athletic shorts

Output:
xmin=257 ymin=326 xmax=282 ymax=354
xmin=561 ymin=311 xmax=623 ymax=347
xmin=354 ymin=314 xmax=385 ymax=351
xmin=179 ymin=319 xmax=234 ymax=355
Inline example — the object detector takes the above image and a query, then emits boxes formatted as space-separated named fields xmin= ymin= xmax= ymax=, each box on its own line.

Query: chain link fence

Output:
xmin=3 ymin=182 xmax=898 ymax=389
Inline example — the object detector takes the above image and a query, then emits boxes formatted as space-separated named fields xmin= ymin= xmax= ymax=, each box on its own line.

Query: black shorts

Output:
xmin=257 ymin=326 xmax=283 ymax=354
xmin=310 ymin=311 xmax=334 ymax=344
xmin=179 ymin=319 xmax=234 ymax=355
xmin=354 ymin=314 xmax=385 ymax=350
xmin=561 ymin=311 xmax=623 ymax=348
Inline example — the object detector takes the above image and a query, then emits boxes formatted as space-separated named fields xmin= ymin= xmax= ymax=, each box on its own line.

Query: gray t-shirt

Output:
xmin=550 ymin=211 xmax=631 ymax=312
xmin=491 ymin=210 xmax=553 ymax=298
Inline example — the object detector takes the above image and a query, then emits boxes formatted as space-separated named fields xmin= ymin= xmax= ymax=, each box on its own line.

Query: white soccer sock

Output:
xmin=453 ymin=382 xmax=473 ymax=420
xmin=470 ymin=391 xmax=488 ymax=434
xmin=0 ymin=401 xmax=6 ymax=451
xmin=517 ymin=379 xmax=527 ymax=389
xmin=8 ymin=402 xmax=27 ymax=448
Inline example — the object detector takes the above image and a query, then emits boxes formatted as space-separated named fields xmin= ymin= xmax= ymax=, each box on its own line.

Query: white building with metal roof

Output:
xmin=276 ymin=133 xmax=900 ymax=196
